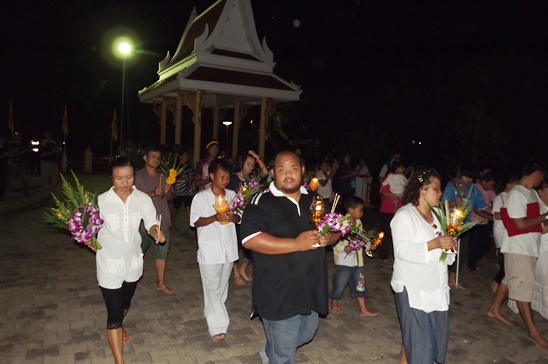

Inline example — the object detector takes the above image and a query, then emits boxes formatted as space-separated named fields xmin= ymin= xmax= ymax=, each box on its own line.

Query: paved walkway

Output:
xmin=1 ymin=174 xmax=548 ymax=363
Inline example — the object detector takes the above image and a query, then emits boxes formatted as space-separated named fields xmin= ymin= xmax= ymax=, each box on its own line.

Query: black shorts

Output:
xmin=173 ymin=195 xmax=193 ymax=209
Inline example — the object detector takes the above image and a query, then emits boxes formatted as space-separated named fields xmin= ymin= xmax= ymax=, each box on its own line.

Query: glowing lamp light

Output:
xmin=309 ymin=177 xmax=319 ymax=191
xmin=214 ymin=194 xmax=228 ymax=225
xmin=112 ymin=37 xmax=134 ymax=59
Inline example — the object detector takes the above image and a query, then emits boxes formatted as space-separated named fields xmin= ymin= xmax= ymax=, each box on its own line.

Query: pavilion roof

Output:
xmin=138 ymin=0 xmax=301 ymax=107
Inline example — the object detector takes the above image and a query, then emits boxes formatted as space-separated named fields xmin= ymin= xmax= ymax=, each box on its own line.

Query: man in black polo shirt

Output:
xmin=241 ymin=151 xmax=338 ymax=364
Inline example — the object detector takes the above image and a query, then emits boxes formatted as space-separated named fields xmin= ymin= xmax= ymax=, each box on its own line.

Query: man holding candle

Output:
xmin=241 ymin=150 xmax=339 ymax=364
xmin=190 ymin=158 xmax=239 ymax=340
xmin=135 ymin=145 xmax=174 ymax=294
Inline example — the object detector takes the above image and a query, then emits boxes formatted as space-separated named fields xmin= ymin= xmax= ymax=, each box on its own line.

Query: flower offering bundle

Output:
xmin=316 ymin=213 xmax=352 ymax=237
xmin=159 ymin=154 xmax=186 ymax=185
xmin=228 ymin=176 xmax=267 ymax=214
xmin=430 ymin=192 xmax=480 ymax=262
xmin=44 ymin=171 xmax=103 ymax=251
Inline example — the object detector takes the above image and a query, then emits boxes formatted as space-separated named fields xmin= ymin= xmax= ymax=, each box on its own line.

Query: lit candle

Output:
xmin=214 ymin=194 xmax=228 ymax=224
xmin=309 ymin=177 xmax=319 ymax=191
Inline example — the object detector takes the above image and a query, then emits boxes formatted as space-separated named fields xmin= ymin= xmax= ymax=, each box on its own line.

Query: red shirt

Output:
xmin=379 ymin=173 xmax=404 ymax=213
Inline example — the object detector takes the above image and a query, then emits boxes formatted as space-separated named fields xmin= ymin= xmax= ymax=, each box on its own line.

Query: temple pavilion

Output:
xmin=138 ymin=0 xmax=302 ymax=164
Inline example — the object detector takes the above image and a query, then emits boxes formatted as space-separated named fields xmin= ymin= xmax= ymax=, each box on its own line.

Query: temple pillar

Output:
xmin=232 ymin=103 xmax=247 ymax=159
xmin=258 ymin=97 xmax=275 ymax=159
xmin=175 ymin=94 xmax=183 ymax=146
xmin=160 ymin=100 xmax=167 ymax=145
xmin=184 ymin=90 xmax=205 ymax=165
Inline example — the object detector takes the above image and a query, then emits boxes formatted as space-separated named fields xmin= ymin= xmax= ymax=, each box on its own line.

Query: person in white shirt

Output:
xmin=390 ymin=168 xmax=456 ymax=364
xmin=354 ymin=157 xmax=371 ymax=203
xmin=491 ymin=175 xmax=519 ymax=293
xmin=487 ymin=159 xmax=548 ymax=350
xmin=190 ymin=158 xmax=240 ymax=341
xmin=316 ymin=160 xmax=335 ymax=205
xmin=88 ymin=156 xmax=165 ymax=364
xmin=532 ymin=178 xmax=548 ymax=319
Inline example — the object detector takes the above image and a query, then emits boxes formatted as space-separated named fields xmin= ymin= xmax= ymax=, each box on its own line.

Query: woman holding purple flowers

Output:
xmin=87 ymin=156 xmax=165 ymax=364
xmin=390 ymin=169 xmax=457 ymax=364
xmin=227 ymin=150 xmax=268 ymax=286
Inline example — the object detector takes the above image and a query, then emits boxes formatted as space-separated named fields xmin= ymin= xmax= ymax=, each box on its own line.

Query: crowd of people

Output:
xmin=10 ymin=134 xmax=546 ymax=364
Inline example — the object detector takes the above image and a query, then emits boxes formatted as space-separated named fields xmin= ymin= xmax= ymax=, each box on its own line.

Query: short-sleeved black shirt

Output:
xmin=240 ymin=186 xmax=328 ymax=321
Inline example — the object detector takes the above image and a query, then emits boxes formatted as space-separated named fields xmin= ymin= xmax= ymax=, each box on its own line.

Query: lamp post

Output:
xmin=112 ymin=37 xmax=134 ymax=146
xmin=222 ymin=121 xmax=232 ymax=158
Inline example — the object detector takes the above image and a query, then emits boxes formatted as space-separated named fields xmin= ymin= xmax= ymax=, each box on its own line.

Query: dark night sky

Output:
xmin=2 ymin=0 xmax=548 ymax=169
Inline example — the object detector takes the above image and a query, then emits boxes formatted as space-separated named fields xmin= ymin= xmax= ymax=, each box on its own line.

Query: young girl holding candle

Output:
xmin=190 ymin=158 xmax=240 ymax=340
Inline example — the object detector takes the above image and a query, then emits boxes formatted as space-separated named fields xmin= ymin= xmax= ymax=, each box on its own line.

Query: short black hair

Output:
xmin=536 ymin=177 xmax=548 ymax=192
xmin=109 ymin=156 xmax=135 ymax=175
xmin=479 ymin=172 xmax=496 ymax=183
xmin=460 ymin=164 xmax=477 ymax=180
xmin=522 ymin=158 xmax=546 ymax=177
xmin=142 ymin=144 xmax=161 ymax=156
xmin=208 ymin=158 xmax=230 ymax=175
xmin=389 ymin=160 xmax=403 ymax=173
xmin=345 ymin=195 xmax=365 ymax=211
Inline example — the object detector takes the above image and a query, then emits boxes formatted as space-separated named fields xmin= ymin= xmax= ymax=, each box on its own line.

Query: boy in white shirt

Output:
xmin=190 ymin=158 xmax=240 ymax=340
xmin=330 ymin=196 xmax=377 ymax=317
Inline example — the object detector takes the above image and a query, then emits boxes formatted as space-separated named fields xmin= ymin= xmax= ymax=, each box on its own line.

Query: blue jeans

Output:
xmin=330 ymin=265 xmax=368 ymax=300
xmin=260 ymin=311 xmax=319 ymax=364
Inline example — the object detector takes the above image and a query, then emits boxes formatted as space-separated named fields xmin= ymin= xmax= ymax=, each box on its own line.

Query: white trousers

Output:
xmin=198 ymin=262 xmax=233 ymax=336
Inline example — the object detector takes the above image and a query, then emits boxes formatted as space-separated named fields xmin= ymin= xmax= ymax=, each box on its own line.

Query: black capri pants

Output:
xmin=99 ymin=281 xmax=138 ymax=330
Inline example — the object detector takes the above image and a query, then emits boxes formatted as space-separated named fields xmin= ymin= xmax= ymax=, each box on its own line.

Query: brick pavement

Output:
xmin=2 ymin=175 xmax=548 ymax=363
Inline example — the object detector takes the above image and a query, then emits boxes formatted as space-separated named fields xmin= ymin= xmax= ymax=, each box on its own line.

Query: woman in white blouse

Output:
xmin=390 ymin=169 xmax=457 ymax=364
xmin=87 ymin=156 xmax=165 ymax=364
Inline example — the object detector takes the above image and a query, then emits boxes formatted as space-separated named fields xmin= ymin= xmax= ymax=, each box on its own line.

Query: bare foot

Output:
xmin=449 ymin=281 xmax=467 ymax=290
xmin=234 ymin=276 xmax=246 ymax=286
xmin=491 ymin=281 xmax=499 ymax=294
xmin=330 ymin=300 xmax=343 ymax=314
xmin=122 ymin=328 xmax=131 ymax=344
xmin=156 ymin=285 xmax=174 ymax=294
xmin=487 ymin=309 xmax=513 ymax=325
xmin=359 ymin=310 xmax=378 ymax=317
xmin=529 ymin=333 xmax=548 ymax=351
xmin=212 ymin=333 xmax=226 ymax=341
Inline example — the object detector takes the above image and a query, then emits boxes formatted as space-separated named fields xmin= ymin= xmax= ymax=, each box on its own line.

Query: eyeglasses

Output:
xmin=417 ymin=170 xmax=431 ymax=183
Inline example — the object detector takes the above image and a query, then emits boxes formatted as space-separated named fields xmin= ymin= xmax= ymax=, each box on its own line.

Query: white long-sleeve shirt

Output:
xmin=390 ymin=204 xmax=453 ymax=313
xmin=97 ymin=186 xmax=157 ymax=288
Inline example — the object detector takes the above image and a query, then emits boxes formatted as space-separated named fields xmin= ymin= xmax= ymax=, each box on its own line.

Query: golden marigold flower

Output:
xmin=166 ymin=176 xmax=176 ymax=185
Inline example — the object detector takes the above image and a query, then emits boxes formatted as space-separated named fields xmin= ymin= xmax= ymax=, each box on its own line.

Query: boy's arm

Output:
xmin=194 ymin=214 xmax=221 ymax=227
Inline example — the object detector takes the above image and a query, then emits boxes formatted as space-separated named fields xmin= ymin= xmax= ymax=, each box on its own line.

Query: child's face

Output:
xmin=395 ymin=166 xmax=404 ymax=174
xmin=209 ymin=167 xmax=230 ymax=189
xmin=348 ymin=204 xmax=364 ymax=220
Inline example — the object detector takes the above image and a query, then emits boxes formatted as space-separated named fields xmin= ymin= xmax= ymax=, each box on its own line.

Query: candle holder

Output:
xmin=366 ymin=231 xmax=384 ymax=258
xmin=447 ymin=209 xmax=464 ymax=236
xmin=309 ymin=196 xmax=324 ymax=227
xmin=214 ymin=194 xmax=229 ymax=225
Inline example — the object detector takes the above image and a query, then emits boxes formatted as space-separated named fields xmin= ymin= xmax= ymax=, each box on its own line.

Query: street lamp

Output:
xmin=223 ymin=121 xmax=232 ymax=158
xmin=112 ymin=37 xmax=134 ymax=146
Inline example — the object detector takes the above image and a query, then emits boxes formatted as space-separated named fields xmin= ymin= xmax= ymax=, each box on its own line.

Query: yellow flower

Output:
xmin=166 ymin=176 xmax=176 ymax=185
xmin=169 ymin=168 xmax=177 ymax=178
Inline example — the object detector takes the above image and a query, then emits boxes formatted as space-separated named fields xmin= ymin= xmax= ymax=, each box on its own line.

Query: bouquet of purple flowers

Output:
xmin=317 ymin=213 xmax=352 ymax=236
xmin=44 ymin=172 xmax=103 ymax=251
xmin=228 ymin=176 xmax=267 ymax=213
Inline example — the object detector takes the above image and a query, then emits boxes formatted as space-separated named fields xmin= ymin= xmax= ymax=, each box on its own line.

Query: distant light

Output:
xmin=222 ymin=121 xmax=232 ymax=126
xmin=32 ymin=148 xmax=39 ymax=153
xmin=412 ymin=140 xmax=415 ymax=144
xmin=418 ymin=141 xmax=422 ymax=145
xmin=293 ymin=19 xmax=301 ymax=28
xmin=119 ymin=42 xmax=132 ymax=55
xmin=250 ymin=119 xmax=254 ymax=124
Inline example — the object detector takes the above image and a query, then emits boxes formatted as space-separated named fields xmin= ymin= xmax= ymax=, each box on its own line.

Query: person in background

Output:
xmin=491 ymin=174 xmax=520 ymax=293
xmin=441 ymin=165 xmax=487 ymax=290
xmin=487 ymin=159 xmax=548 ymax=351
xmin=171 ymin=148 xmax=194 ymax=224
xmin=467 ymin=172 xmax=496 ymax=277
xmin=378 ymin=150 xmax=401 ymax=182
xmin=134 ymin=145 xmax=174 ymax=294
xmin=227 ymin=150 xmax=268 ymax=286
xmin=194 ymin=140 xmax=219 ymax=192
xmin=89 ymin=156 xmax=165 ymax=364
xmin=378 ymin=160 xmax=404 ymax=265
xmin=40 ymin=131 xmax=60 ymax=199
xmin=354 ymin=157 xmax=371 ymax=204
xmin=337 ymin=153 xmax=357 ymax=205
xmin=316 ymin=160 xmax=336 ymax=211
xmin=6 ymin=132 xmax=31 ymax=197
xmin=391 ymin=168 xmax=457 ymax=364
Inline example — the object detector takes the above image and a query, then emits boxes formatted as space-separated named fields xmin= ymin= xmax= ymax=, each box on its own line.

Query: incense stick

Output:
xmin=331 ymin=193 xmax=340 ymax=214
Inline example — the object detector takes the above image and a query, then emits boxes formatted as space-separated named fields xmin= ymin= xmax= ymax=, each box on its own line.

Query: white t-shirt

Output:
xmin=537 ymin=193 xmax=548 ymax=252
xmin=332 ymin=220 xmax=370 ymax=267
xmin=390 ymin=204 xmax=453 ymax=313
xmin=501 ymin=185 xmax=542 ymax=257
xmin=382 ymin=174 xmax=408 ymax=195
xmin=97 ymin=186 xmax=157 ymax=289
xmin=492 ymin=192 xmax=508 ymax=249
xmin=316 ymin=170 xmax=332 ymax=199
xmin=190 ymin=188 xmax=239 ymax=264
